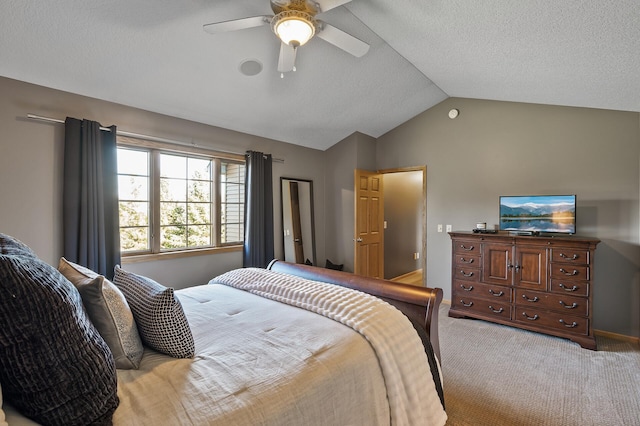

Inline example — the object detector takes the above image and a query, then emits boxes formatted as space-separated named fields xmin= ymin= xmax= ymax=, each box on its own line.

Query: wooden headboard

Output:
xmin=267 ymin=260 xmax=443 ymax=361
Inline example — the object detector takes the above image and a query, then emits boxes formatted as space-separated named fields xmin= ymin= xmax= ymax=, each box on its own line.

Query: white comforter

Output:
xmin=212 ymin=268 xmax=447 ymax=426
xmin=3 ymin=268 xmax=447 ymax=426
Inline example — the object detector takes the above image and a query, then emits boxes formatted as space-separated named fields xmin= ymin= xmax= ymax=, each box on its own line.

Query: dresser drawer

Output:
xmin=453 ymin=267 xmax=480 ymax=282
xmin=515 ymin=289 xmax=588 ymax=317
xmin=550 ymin=264 xmax=590 ymax=281
xmin=453 ymin=240 xmax=480 ymax=255
xmin=454 ymin=253 xmax=481 ymax=267
xmin=550 ymin=248 xmax=590 ymax=265
xmin=550 ymin=279 xmax=590 ymax=297
xmin=514 ymin=308 xmax=589 ymax=335
xmin=453 ymin=280 xmax=512 ymax=301
xmin=453 ymin=296 xmax=512 ymax=320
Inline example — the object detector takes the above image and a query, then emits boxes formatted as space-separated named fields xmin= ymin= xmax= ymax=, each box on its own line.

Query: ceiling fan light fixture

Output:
xmin=272 ymin=10 xmax=316 ymax=46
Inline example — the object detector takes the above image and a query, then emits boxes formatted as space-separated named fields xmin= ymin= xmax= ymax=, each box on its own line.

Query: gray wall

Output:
xmin=323 ymin=132 xmax=376 ymax=272
xmin=2 ymin=75 xmax=639 ymax=337
xmin=0 ymin=77 xmax=326 ymax=289
xmin=375 ymin=97 xmax=640 ymax=337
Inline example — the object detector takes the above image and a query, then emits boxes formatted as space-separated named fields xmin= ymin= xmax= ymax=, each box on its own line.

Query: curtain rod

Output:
xmin=26 ymin=114 xmax=284 ymax=163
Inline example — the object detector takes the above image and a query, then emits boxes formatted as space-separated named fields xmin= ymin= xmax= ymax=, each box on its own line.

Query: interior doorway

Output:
xmin=382 ymin=168 xmax=426 ymax=285
xmin=353 ymin=166 xmax=426 ymax=285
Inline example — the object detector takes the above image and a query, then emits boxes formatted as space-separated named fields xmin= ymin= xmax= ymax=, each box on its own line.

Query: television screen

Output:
xmin=499 ymin=195 xmax=576 ymax=234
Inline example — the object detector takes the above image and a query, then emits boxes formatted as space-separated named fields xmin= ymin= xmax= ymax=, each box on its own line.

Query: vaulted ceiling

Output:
xmin=1 ymin=1 xmax=638 ymax=150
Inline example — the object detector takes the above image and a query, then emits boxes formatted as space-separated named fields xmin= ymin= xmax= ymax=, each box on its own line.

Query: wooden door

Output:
xmin=354 ymin=169 xmax=384 ymax=278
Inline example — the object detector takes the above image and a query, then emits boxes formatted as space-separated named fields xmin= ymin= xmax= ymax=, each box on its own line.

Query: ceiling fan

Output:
xmin=203 ymin=0 xmax=370 ymax=74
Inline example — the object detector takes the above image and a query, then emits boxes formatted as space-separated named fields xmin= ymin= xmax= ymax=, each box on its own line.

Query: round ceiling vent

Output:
xmin=239 ymin=59 xmax=263 ymax=76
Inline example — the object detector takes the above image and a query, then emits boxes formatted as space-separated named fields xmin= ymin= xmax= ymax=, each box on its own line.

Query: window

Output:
xmin=117 ymin=140 xmax=245 ymax=255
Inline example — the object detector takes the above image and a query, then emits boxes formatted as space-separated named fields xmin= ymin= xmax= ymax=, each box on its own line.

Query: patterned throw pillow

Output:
xmin=59 ymin=257 xmax=144 ymax=369
xmin=113 ymin=266 xmax=195 ymax=358
xmin=0 ymin=253 xmax=119 ymax=426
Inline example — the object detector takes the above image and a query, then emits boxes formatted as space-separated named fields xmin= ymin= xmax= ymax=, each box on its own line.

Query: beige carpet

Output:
xmin=438 ymin=304 xmax=640 ymax=426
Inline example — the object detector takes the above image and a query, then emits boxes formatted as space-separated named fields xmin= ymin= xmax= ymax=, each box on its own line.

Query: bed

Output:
xmin=0 ymin=234 xmax=446 ymax=426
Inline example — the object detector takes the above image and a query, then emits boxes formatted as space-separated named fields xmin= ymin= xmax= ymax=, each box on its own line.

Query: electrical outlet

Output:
xmin=413 ymin=252 xmax=420 ymax=260
xmin=437 ymin=224 xmax=443 ymax=233
xmin=446 ymin=224 xmax=452 ymax=232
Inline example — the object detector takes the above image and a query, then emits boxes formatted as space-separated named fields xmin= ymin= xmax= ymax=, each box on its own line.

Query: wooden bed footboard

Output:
xmin=267 ymin=260 xmax=443 ymax=361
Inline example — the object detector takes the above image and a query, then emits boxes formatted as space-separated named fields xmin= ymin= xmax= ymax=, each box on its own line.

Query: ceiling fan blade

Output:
xmin=278 ymin=42 xmax=296 ymax=72
xmin=203 ymin=16 xmax=271 ymax=34
xmin=316 ymin=0 xmax=352 ymax=13
xmin=317 ymin=23 xmax=369 ymax=57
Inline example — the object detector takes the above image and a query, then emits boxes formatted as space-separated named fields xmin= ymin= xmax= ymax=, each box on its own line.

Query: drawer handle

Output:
xmin=521 ymin=294 xmax=539 ymax=302
xmin=559 ymin=319 xmax=578 ymax=328
xmin=460 ymin=300 xmax=474 ymax=307
xmin=559 ymin=268 xmax=579 ymax=276
xmin=489 ymin=289 xmax=504 ymax=297
xmin=522 ymin=312 xmax=539 ymax=321
xmin=459 ymin=257 xmax=474 ymax=264
xmin=460 ymin=284 xmax=474 ymax=291
xmin=460 ymin=270 xmax=474 ymax=277
xmin=559 ymin=301 xmax=578 ymax=309
xmin=559 ymin=253 xmax=579 ymax=260
xmin=460 ymin=244 xmax=474 ymax=251
xmin=488 ymin=305 xmax=504 ymax=314
xmin=558 ymin=283 xmax=578 ymax=292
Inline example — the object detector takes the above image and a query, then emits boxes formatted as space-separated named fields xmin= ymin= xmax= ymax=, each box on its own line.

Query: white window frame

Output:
xmin=117 ymin=137 xmax=245 ymax=261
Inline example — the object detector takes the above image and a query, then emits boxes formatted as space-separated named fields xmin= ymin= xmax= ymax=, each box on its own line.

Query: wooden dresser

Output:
xmin=448 ymin=231 xmax=600 ymax=349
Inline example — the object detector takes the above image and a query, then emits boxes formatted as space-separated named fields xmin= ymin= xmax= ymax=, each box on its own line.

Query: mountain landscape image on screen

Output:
xmin=499 ymin=195 xmax=576 ymax=233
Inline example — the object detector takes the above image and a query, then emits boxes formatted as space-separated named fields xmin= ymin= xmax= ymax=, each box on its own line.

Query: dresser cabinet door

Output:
xmin=482 ymin=243 xmax=513 ymax=285
xmin=513 ymin=245 xmax=548 ymax=290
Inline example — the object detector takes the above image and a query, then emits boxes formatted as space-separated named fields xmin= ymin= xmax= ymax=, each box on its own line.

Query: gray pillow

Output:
xmin=113 ymin=266 xmax=195 ymax=358
xmin=0 ymin=253 xmax=119 ymax=426
xmin=59 ymin=257 xmax=144 ymax=369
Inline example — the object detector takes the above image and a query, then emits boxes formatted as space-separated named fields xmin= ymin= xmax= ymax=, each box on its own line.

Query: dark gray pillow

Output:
xmin=113 ymin=266 xmax=195 ymax=358
xmin=0 ymin=253 xmax=119 ymax=426
xmin=0 ymin=233 xmax=37 ymax=258
xmin=325 ymin=259 xmax=344 ymax=271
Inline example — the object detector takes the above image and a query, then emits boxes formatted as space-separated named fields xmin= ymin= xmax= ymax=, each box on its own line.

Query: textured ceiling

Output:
xmin=1 ymin=1 xmax=638 ymax=150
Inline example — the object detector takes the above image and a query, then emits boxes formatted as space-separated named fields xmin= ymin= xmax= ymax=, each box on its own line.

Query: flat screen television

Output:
xmin=499 ymin=195 xmax=576 ymax=234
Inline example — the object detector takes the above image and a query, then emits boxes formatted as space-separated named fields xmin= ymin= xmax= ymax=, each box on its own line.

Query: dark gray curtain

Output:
xmin=243 ymin=151 xmax=274 ymax=268
xmin=63 ymin=117 xmax=120 ymax=279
